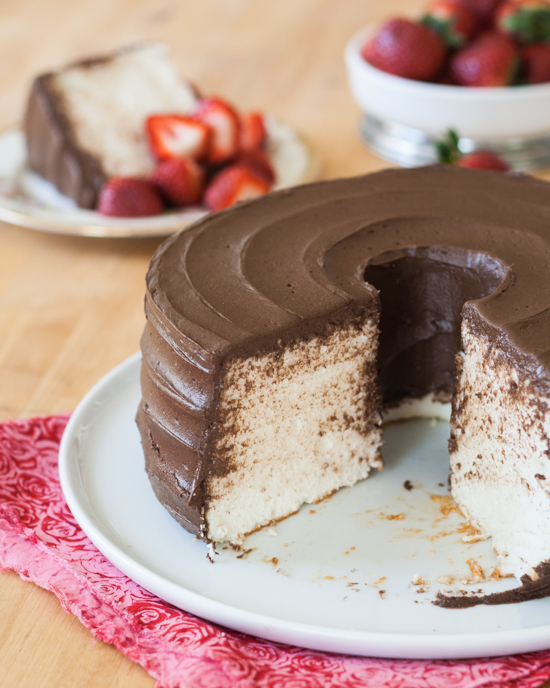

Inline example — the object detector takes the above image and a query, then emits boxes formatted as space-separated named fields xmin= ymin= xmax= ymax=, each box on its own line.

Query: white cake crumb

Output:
xmin=437 ymin=575 xmax=454 ymax=585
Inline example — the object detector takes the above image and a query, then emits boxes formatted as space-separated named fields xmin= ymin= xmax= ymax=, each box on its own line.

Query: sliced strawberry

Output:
xmin=361 ymin=18 xmax=447 ymax=81
xmin=149 ymin=158 xmax=205 ymax=207
xmin=235 ymin=149 xmax=275 ymax=186
xmin=146 ymin=115 xmax=210 ymax=162
xmin=193 ymin=97 xmax=240 ymax=164
xmin=239 ymin=112 xmax=267 ymax=151
xmin=204 ymin=165 xmax=269 ymax=211
xmin=97 ymin=177 xmax=164 ymax=217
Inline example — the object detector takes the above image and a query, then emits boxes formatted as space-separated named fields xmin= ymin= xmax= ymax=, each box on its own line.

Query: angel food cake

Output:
xmin=25 ymin=43 xmax=198 ymax=208
xmin=137 ymin=166 xmax=550 ymax=605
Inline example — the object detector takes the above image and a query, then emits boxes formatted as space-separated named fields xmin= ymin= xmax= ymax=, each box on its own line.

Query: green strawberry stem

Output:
xmin=503 ymin=8 xmax=550 ymax=44
xmin=435 ymin=129 xmax=463 ymax=164
xmin=421 ymin=15 xmax=464 ymax=48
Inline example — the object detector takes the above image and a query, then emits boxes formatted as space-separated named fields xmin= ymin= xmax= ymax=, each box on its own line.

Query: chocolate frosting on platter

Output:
xmin=137 ymin=165 xmax=550 ymax=603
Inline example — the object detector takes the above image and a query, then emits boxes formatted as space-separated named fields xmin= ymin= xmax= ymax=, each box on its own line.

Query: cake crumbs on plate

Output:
xmin=412 ymin=574 xmax=431 ymax=587
xmin=236 ymin=547 xmax=255 ymax=559
xmin=466 ymin=558 xmax=485 ymax=580
xmin=437 ymin=574 xmax=454 ymax=585
xmin=266 ymin=528 xmax=278 ymax=537
xmin=379 ymin=590 xmax=387 ymax=599
xmin=457 ymin=522 xmax=488 ymax=543
xmin=430 ymin=494 xmax=462 ymax=516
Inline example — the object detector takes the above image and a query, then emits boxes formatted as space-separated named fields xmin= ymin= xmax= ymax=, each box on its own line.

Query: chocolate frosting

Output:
xmin=24 ymin=72 xmax=108 ymax=209
xmin=138 ymin=166 xmax=550 ymax=602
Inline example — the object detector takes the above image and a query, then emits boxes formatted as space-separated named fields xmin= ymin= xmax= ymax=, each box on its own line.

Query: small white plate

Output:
xmin=0 ymin=117 xmax=319 ymax=238
xmin=59 ymin=353 xmax=550 ymax=659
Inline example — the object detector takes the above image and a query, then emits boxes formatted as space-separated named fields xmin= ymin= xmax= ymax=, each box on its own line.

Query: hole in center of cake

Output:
xmin=364 ymin=246 xmax=508 ymax=420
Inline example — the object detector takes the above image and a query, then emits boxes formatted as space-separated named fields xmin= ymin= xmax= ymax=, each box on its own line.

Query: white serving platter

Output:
xmin=58 ymin=353 xmax=550 ymax=660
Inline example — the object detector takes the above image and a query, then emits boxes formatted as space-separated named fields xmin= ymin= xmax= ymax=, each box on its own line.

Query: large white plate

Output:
xmin=0 ymin=117 xmax=319 ymax=238
xmin=58 ymin=353 xmax=550 ymax=660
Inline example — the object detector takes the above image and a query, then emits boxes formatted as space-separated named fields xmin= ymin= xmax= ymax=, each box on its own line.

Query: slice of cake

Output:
xmin=24 ymin=43 xmax=198 ymax=208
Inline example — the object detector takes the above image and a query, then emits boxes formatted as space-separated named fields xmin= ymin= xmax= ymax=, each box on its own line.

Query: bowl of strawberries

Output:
xmin=345 ymin=0 xmax=550 ymax=169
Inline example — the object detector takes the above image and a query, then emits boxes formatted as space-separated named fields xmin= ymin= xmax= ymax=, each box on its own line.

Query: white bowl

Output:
xmin=345 ymin=26 xmax=550 ymax=141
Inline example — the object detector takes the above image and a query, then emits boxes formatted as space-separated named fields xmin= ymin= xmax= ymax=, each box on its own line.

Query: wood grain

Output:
xmin=1 ymin=0 xmax=549 ymax=685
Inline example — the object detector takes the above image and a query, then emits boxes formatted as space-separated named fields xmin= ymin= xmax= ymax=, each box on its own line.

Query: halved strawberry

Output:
xmin=146 ymin=115 xmax=210 ymax=162
xmin=149 ymin=158 xmax=205 ymax=207
xmin=193 ymin=97 xmax=240 ymax=165
xmin=97 ymin=177 xmax=164 ymax=217
xmin=235 ymin=149 xmax=275 ymax=186
xmin=239 ymin=112 xmax=267 ymax=151
xmin=204 ymin=165 xmax=269 ymax=211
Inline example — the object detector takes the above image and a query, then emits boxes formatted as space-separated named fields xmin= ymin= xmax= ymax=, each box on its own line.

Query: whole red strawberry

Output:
xmin=450 ymin=0 xmax=504 ymax=29
xmin=521 ymin=42 xmax=550 ymax=81
xmin=149 ymin=158 xmax=205 ymax=207
xmin=361 ymin=18 xmax=447 ymax=81
xmin=435 ymin=130 xmax=510 ymax=171
xmin=421 ymin=0 xmax=478 ymax=47
xmin=97 ymin=177 xmax=164 ymax=217
xmin=204 ymin=165 xmax=269 ymax=211
xmin=457 ymin=150 xmax=510 ymax=170
xmin=496 ymin=0 xmax=550 ymax=43
xmin=450 ymin=32 xmax=519 ymax=85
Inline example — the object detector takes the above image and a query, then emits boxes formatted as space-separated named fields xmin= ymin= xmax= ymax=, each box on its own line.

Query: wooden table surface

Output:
xmin=1 ymin=0 xmax=550 ymax=685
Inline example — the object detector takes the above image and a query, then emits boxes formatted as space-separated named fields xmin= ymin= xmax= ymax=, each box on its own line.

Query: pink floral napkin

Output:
xmin=1 ymin=414 xmax=550 ymax=688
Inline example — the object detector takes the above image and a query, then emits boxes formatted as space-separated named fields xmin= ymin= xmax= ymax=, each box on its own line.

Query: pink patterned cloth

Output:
xmin=1 ymin=415 xmax=550 ymax=688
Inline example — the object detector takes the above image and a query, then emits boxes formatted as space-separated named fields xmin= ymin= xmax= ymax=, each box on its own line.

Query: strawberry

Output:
xmin=496 ymin=0 xmax=550 ymax=43
xmin=435 ymin=129 xmax=510 ymax=171
xmin=149 ymin=158 xmax=205 ymax=207
xmin=421 ymin=0 xmax=478 ymax=47
xmin=450 ymin=31 xmax=519 ymax=85
xmin=449 ymin=0 xmax=504 ymax=29
xmin=457 ymin=151 xmax=510 ymax=170
xmin=361 ymin=18 xmax=447 ymax=81
xmin=193 ymin=97 xmax=240 ymax=164
xmin=204 ymin=165 xmax=269 ymax=211
xmin=239 ymin=112 xmax=267 ymax=151
xmin=97 ymin=177 xmax=164 ymax=217
xmin=521 ymin=41 xmax=550 ymax=81
xmin=235 ymin=149 xmax=275 ymax=186
xmin=146 ymin=115 xmax=210 ymax=162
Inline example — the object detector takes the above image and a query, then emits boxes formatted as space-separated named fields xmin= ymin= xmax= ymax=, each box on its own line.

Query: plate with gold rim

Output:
xmin=0 ymin=117 xmax=320 ymax=238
